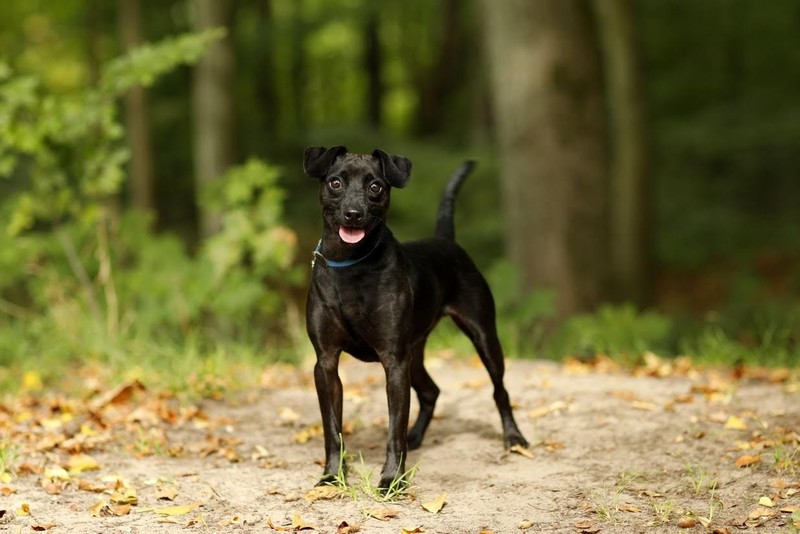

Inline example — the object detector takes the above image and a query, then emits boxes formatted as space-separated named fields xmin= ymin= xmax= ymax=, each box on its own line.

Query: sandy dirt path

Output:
xmin=2 ymin=356 xmax=799 ymax=533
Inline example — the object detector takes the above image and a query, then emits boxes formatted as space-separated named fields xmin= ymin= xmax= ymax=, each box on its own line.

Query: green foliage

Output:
xmin=548 ymin=304 xmax=674 ymax=362
xmin=0 ymin=29 xmax=224 ymax=235
xmin=486 ymin=259 xmax=555 ymax=357
xmin=100 ymin=29 xmax=225 ymax=97
xmin=0 ymin=32 xmax=301 ymax=392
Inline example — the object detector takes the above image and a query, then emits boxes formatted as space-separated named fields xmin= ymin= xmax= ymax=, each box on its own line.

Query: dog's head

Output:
xmin=304 ymin=146 xmax=411 ymax=245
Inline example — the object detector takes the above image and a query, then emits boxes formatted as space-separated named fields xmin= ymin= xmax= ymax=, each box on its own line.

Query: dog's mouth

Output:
xmin=338 ymin=226 xmax=366 ymax=244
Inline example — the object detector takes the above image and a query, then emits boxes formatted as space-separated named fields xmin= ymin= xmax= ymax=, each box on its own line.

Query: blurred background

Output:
xmin=1 ymin=0 xmax=799 ymax=388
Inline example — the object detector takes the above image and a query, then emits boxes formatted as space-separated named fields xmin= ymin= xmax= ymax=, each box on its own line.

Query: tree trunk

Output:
xmin=192 ymin=0 xmax=235 ymax=238
xmin=254 ymin=0 xmax=278 ymax=148
xmin=119 ymin=0 xmax=155 ymax=214
xmin=415 ymin=0 xmax=462 ymax=135
xmin=364 ymin=4 xmax=383 ymax=128
xmin=594 ymin=0 xmax=650 ymax=306
xmin=480 ymin=0 xmax=610 ymax=319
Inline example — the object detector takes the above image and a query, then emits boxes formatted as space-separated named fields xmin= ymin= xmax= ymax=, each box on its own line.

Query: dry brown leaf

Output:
xmin=510 ymin=444 xmax=534 ymax=459
xmin=293 ymin=424 xmax=323 ymax=444
xmin=574 ymin=519 xmax=600 ymax=533
xmin=748 ymin=507 xmax=775 ymax=520
xmin=155 ymin=482 xmax=179 ymax=501
xmin=336 ymin=521 xmax=360 ymax=534
xmin=110 ymin=504 xmax=132 ymax=516
xmin=110 ymin=486 xmax=138 ymax=505
xmin=291 ymin=513 xmax=315 ymax=531
xmin=402 ymin=527 xmax=425 ymax=534
xmin=620 ymin=503 xmax=641 ymax=513
xmin=478 ymin=529 xmax=494 ymax=534
xmin=266 ymin=516 xmax=293 ymax=531
xmin=89 ymin=498 xmax=107 ymax=517
xmin=90 ymin=379 xmax=145 ymax=411
xmin=16 ymin=503 xmax=30 ymax=516
xmin=0 ymin=486 xmax=16 ymax=496
xmin=735 ymin=454 xmax=761 ymax=467
xmin=303 ymin=485 xmax=340 ymax=502
xmin=421 ymin=492 xmax=447 ymax=514
xmin=780 ymin=505 xmax=799 ymax=513
xmin=676 ymin=516 xmax=697 ymax=528
xmin=367 ymin=508 xmax=399 ymax=521
xmin=518 ymin=519 xmax=533 ymax=529
xmin=31 ymin=522 xmax=57 ymax=531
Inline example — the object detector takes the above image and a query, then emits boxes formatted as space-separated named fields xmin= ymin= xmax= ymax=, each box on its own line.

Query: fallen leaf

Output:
xmin=758 ymin=496 xmax=775 ymax=507
xmin=110 ymin=504 xmax=132 ymax=516
xmin=748 ymin=507 xmax=775 ymax=520
xmin=421 ymin=492 xmax=447 ymax=514
xmin=303 ymin=485 xmax=341 ymax=502
xmin=17 ymin=503 xmax=30 ymax=516
xmin=89 ymin=379 xmax=145 ymax=411
xmin=66 ymin=453 xmax=100 ymax=475
xmin=724 ymin=415 xmax=747 ymax=430
xmin=620 ymin=503 xmax=641 ymax=513
xmin=518 ymin=519 xmax=533 ymax=529
xmin=292 ymin=424 xmax=323 ymax=444
xmin=780 ymin=505 xmax=799 ymax=513
xmin=43 ymin=466 xmax=70 ymax=480
xmin=266 ymin=516 xmax=293 ymax=531
xmin=574 ymin=520 xmax=599 ymax=533
xmin=291 ymin=514 xmax=315 ymax=530
xmin=31 ymin=522 xmax=57 ymax=531
xmin=478 ymin=530 xmax=494 ymax=534
xmin=402 ymin=528 xmax=424 ymax=534
xmin=510 ymin=444 xmax=534 ymax=459
xmin=218 ymin=515 xmax=243 ymax=527
xmin=152 ymin=501 xmax=202 ymax=516
xmin=735 ymin=454 xmax=761 ymax=468
xmin=367 ymin=508 xmax=399 ymax=521
xmin=336 ymin=521 xmax=360 ymax=533
xmin=278 ymin=407 xmax=301 ymax=424
xmin=22 ymin=370 xmax=43 ymax=391
xmin=110 ymin=486 xmax=138 ymax=505
xmin=677 ymin=516 xmax=697 ymax=528
xmin=89 ymin=498 xmax=108 ymax=517
xmin=155 ymin=483 xmax=179 ymax=501
xmin=0 ymin=487 xmax=16 ymax=496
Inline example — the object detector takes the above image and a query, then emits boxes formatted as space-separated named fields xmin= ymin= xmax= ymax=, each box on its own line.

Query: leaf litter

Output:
xmin=0 ymin=357 xmax=798 ymax=532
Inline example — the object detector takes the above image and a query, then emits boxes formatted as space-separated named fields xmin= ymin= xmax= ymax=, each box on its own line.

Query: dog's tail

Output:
xmin=434 ymin=161 xmax=475 ymax=241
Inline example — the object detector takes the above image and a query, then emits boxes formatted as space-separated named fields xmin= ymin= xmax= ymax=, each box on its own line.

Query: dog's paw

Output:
xmin=315 ymin=474 xmax=338 ymax=487
xmin=504 ymin=432 xmax=529 ymax=450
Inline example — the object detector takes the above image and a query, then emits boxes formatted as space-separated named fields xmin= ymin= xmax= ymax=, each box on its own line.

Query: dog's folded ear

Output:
xmin=372 ymin=149 xmax=411 ymax=188
xmin=304 ymin=146 xmax=347 ymax=179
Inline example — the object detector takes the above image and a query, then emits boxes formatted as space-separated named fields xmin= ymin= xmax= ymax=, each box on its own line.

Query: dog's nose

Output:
xmin=344 ymin=209 xmax=363 ymax=223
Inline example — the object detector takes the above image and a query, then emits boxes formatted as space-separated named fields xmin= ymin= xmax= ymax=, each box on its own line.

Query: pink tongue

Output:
xmin=339 ymin=227 xmax=366 ymax=244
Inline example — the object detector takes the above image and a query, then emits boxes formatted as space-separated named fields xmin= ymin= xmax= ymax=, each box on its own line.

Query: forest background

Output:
xmin=1 ymin=0 xmax=800 ymax=392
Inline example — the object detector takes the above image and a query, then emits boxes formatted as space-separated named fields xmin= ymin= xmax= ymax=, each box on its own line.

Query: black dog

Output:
xmin=303 ymin=146 xmax=528 ymax=489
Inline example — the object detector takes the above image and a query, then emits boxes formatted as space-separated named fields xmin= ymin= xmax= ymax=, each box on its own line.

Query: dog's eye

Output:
xmin=328 ymin=178 xmax=343 ymax=190
xmin=369 ymin=182 xmax=383 ymax=194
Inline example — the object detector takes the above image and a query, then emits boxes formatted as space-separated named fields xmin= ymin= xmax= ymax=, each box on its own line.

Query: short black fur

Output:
xmin=303 ymin=146 xmax=528 ymax=490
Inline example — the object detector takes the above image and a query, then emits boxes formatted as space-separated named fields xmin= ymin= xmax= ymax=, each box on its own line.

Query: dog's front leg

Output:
xmin=378 ymin=354 xmax=411 ymax=491
xmin=314 ymin=350 xmax=344 ymax=485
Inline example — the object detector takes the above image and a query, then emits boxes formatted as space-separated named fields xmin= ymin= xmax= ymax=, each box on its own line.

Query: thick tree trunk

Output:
xmin=192 ymin=0 xmax=235 ymax=238
xmin=480 ymin=0 xmax=610 ymax=319
xmin=415 ymin=0 xmax=462 ymax=135
xmin=119 ymin=0 xmax=155 ymax=214
xmin=594 ymin=0 xmax=650 ymax=306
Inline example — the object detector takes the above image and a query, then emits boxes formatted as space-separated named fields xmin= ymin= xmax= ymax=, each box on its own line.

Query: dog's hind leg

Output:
xmin=407 ymin=338 xmax=440 ymax=450
xmin=448 ymin=289 xmax=529 ymax=449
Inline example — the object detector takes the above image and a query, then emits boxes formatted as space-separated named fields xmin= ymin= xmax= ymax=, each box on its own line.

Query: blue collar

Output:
xmin=312 ymin=237 xmax=381 ymax=269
